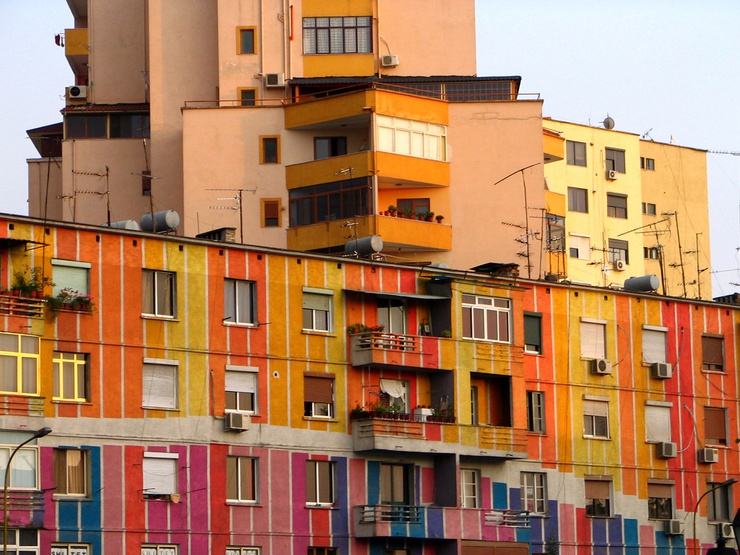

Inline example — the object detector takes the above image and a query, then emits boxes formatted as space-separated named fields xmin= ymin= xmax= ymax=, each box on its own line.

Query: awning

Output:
xmin=343 ymin=289 xmax=449 ymax=301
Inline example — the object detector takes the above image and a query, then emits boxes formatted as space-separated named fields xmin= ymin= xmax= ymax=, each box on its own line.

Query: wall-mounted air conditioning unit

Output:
xmin=699 ymin=447 xmax=719 ymax=464
xmin=664 ymin=519 xmax=683 ymax=535
xmin=264 ymin=73 xmax=285 ymax=88
xmin=381 ymin=54 xmax=399 ymax=67
xmin=614 ymin=260 xmax=627 ymax=271
xmin=719 ymin=523 xmax=735 ymax=539
xmin=590 ymin=358 xmax=612 ymax=375
xmin=656 ymin=442 xmax=677 ymax=459
xmin=651 ymin=362 xmax=673 ymax=379
xmin=224 ymin=412 xmax=249 ymax=432
xmin=607 ymin=169 xmax=618 ymax=180
xmin=66 ymin=85 xmax=87 ymax=100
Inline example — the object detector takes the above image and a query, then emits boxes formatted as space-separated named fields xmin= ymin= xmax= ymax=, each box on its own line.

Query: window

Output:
xmin=521 ymin=472 xmax=547 ymax=514
xmin=66 ymin=113 xmax=150 ymax=139
xmin=641 ymin=157 xmax=655 ymax=171
xmin=642 ymin=326 xmax=667 ymax=364
xmin=110 ymin=113 xmax=150 ymax=138
xmin=606 ymin=193 xmax=627 ymax=218
xmin=704 ymin=406 xmax=728 ymax=445
xmin=527 ymin=391 xmax=546 ymax=433
xmin=143 ymin=452 xmax=178 ymax=498
xmin=142 ymin=269 xmax=176 ymax=317
xmin=53 ymin=448 xmax=88 ymax=497
xmin=608 ymin=239 xmax=629 ymax=264
xmin=546 ymin=214 xmax=565 ymax=253
xmin=226 ymin=456 xmax=258 ymax=503
xmin=7 ymin=530 xmax=38 ymax=554
xmin=569 ymin=235 xmax=591 ymax=260
xmin=644 ymin=247 xmax=660 ymax=259
xmin=141 ymin=545 xmax=178 ymax=555
xmin=379 ymin=378 xmax=408 ymax=413
xmin=461 ymin=469 xmax=480 ymax=508
xmin=585 ymin=477 xmax=612 ymax=517
xmin=645 ymin=402 xmax=672 ymax=443
xmin=580 ymin=319 xmax=606 ymax=359
xmin=52 ymin=544 xmax=90 ymax=555
xmin=304 ymin=374 xmax=334 ymax=418
xmin=380 ymin=463 xmax=411 ymax=505
xmin=377 ymin=298 xmax=406 ymax=335
xmin=702 ymin=335 xmax=724 ymax=371
xmin=377 ymin=115 xmax=447 ymax=161
xmin=0 ymin=431 xmax=43 ymax=489
xmin=642 ymin=202 xmax=656 ymax=215
xmin=708 ymin=482 xmax=733 ymax=522
xmin=238 ymin=88 xmax=257 ymax=107
xmin=224 ymin=279 xmax=257 ymax=325
xmin=524 ymin=312 xmax=542 ymax=354
xmin=315 ymin=137 xmax=347 ymax=160
xmin=302 ymin=16 xmax=371 ymax=54
xmin=397 ymin=198 xmax=430 ymax=216
xmin=567 ymin=187 xmax=588 ymax=213
xmin=566 ymin=140 xmax=587 ymax=166
xmin=142 ymin=170 xmax=152 ymax=195
xmin=260 ymin=136 xmax=280 ymax=164
xmin=302 ymin=290 xmax=333 ymax=332
xmin=306 ymin=460 xmax=335 ymax=505
xmin=583 ymin=399 xmax=609 ymax=439
xmin=0 ymin=332 xmax=39 ymax=395
xmin=289 ymin=177 xmax=371 ymax=227
xmin=225 ymin=366 xmax=258 ymax=414
xmin=65 ymin=114 xmax=107 ymax=139
xmin=53 ymin=352 xmax=89 ymax=402
xmin=142 ymin=359 xmax=178 ymax=410
xmin=227 ymin=548 xmax=261 ymax=555
xmin=308 ymin=549 xmax=337 ymax=555
xmin=261 ymin=199 xmax=281 ymax=228
xmin=461 ymin=294 xmax=511 ymax=343
xmin=605 ymin=147 xmax=626 ymax=173
xmin=648 ymin=481 xmax=674 ymax=520
xmin=52 ymin=259 xmax=91 ymax=296
xmin=238 ymin=27 xmax=256 ymax=54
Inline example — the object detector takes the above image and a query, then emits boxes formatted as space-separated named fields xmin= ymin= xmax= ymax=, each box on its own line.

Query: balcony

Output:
xmin=349 ymin=332 xmax=446 ymax=371
xmin=354 ymin=505 xmax=530 ymax=540
xmin=351 ymin=415 xmax=527 ymax=458
xmin=4 ymin=490 xmax=46 ymax=527
xmin=0 ymin=294 xmax=46 ymax=318
xmin=287 ymin=215 xmax=451 ymax=253
xmin=64 ymin=28 xmax=88 ymax=76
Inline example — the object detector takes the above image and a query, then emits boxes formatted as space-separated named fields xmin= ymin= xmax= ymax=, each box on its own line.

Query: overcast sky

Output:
xmin=1 ymin=1 xmax=738 ymax=295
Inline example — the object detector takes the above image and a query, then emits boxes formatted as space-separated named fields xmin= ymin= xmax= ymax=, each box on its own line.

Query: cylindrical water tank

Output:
xmin=140 ymin=210 xmax=180 ymax=232
xmin=344 ymin=235 xmax=383 ymax=257
xmin=624 ymin=275 xmax=660 ymax=292
xmin=105 ymin=220 xmax=140 ymax=230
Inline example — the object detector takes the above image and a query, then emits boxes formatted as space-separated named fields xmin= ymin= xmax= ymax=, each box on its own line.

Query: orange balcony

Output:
xmin=287 ymin=215 xmax=451 ymax=253
xmin=349 ymin=332 xmax=447 ymax=370
xmin=543 ymin=128 xmax=564 ymax=163
xmin=286 ymin=152 xmax=373 ymax=190
xmin=64 ymin=28 xmax=88 ymax=76
xmin=0 ymin=294 xmax=45 ymax=318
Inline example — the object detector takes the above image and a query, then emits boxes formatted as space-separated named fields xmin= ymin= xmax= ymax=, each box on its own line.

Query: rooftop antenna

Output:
xmin=208 ymin=187 xmax=257 ymax=243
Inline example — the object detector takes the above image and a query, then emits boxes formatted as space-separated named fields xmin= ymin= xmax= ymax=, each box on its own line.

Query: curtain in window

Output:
xmin=142 ymin=271 xmax=154 ymax=313
xmin=380 ymin=378 xmax=406 ymax=401
xmin=0 ymin=355 xmax=17 ymax=392
xmin=156 ymin=272 xmax=174 ymax=315
xmin=21 ymin=356 xmax=37 ymax=394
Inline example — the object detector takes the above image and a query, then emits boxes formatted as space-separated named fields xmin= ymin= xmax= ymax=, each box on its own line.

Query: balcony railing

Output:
xmin=4 ymin=490 xmax=46 ymax=528
xmin=357 ymin=504 xmax=423 ymax=524
xmin=483 ymin=509 xmax=531 ymax=527
xmin=0 ymin=294 xmax=45 ymax=318
xmin=349 ymin=332 xmax=445 ymax=370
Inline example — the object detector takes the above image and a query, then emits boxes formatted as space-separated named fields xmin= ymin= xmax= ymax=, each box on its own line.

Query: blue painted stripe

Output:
xmin=81 ymin=446 xmax=102 ymax=530
xmin=492 ymin=481 xmax=508 ymax=510
xmin=624 ymin=517 xmax=640 ymax=555
xmin=426 ymin=505 xmax=445 ymax=540
xmin=331 ymin=456 xmax=348 ymax=538
xmin=609 ymin=515 xmax=624 ymax=555
xmin=367 ymin=461 xmax=380 ymax=505
xmin=592 ymin=518 xmax=608 ymax=555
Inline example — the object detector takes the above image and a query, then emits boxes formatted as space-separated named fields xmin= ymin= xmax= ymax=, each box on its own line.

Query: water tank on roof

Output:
xmin=105 ymin=220 xmax=140 ymax=230
xmin=344 ymin=235 xmax=383 ymax=257
xmin=624 ymin=275 xmax=660 ymax=292
xmin=140 ymin=210 xmax=180 ymax=232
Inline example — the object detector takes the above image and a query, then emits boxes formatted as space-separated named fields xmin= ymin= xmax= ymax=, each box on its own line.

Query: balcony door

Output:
xmin=377 ymin=297 xmax=406 ymax=335
xmin=380 ymin=463 xmax=412 ymax=505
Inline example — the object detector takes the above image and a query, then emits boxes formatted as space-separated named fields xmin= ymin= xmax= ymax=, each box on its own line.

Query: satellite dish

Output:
xmin=603 ymin=116 xmax=615 ymax=130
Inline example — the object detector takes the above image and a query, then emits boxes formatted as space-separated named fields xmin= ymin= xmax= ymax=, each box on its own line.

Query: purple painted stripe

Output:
xmin=290 ymin=452 xmax=310 ymax=536
xmin=188 ymin=444 xmax=210 ymax=555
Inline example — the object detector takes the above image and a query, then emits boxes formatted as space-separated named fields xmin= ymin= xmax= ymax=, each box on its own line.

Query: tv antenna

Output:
xmin=208 ymin=187 xmax=257 ymax=243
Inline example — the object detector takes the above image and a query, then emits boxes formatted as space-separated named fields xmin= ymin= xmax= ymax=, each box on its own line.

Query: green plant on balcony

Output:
xmin=435 ymin=214 xmax=444 ymax=223
xmin=423 ymin=211 xmax=435 ymax=222
xmin=11 ymin=267 xmax=53 ymax=297
xmin=403 ymin=208 xmax=415 ymax=219
xmin=440 ymin=329 xmax=452 ymax=338
xmin=57 ymin=288 xmax=95 ymax=312
xmin=347 ymin=323 xmax=385 ymax=334
xmin=387 ymin=205 xmax=398 ymax=216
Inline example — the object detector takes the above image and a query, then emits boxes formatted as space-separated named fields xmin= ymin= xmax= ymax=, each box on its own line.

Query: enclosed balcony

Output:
xmin=64 ymin=27 xmax=88 ymax=77
xmin=354 ymin=505 xmax=530 ymax=540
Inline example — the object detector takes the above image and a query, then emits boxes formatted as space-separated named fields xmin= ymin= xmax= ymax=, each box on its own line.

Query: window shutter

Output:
xmin=648 ymin=482 xmax=673 ymax=498
xmin=645 ymin=404 xmax=671 ymax=442
xmin=52 ymin=263 xmax=89 ymax=295
xmin=702 ymin=336 xmax=724 ymax=366
xmin=580 ymin=322 xmax=605 ymax=359
xmin=303 ymin=293 xmax=331 ymax=311
xmin=226 ymin=369 xmax=256 ymax=393
xmin=583 ymin=400 xmax=608 ymax=417
xmin=143 ymin=455 xmax=177 ymax=495
xmin=705 ymin=406 xmax=726 ymax=442
xmin=304 ymin=375 xmax=333 ymax=403
xmin=585 ymin=479 xmax=610 ymax=499
xmin=142 ymin=363 xmax=177 ymax=409
xmin=524 ymin=314 xmax=542 ymax=347
xmin=264 ymin=201 xmax=279 ymax=219
xmin=643 ymin=329 xmax=667 ymax=363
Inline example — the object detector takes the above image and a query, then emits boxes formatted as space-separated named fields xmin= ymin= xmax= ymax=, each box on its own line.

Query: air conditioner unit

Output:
xmin=66 ymin=85 xmax=87 ymax=100
xmin=651 ymin=362 xmax=673 ymax=379
xmin=656 ymin=442 xmax=677 ymax=459
xmin=590 ymin=358 xmax=612 ymax=375
xmin=614 ymin=260 xmax=627 ymax=271
xmin=607 ymin=169 xmax=618 ymax=180
xmin=224 ymin=412 xmax=249 ymax=432
xmin=264 ymin=73 xmax=285 ymax=88
xmin=664 ymin=519 xmax=683 ymax=535
xmin=381 ymin=54 xmax=399 ymax=67
xmin=720 ymin=523 xmax=735 ymax=539
xmin=699 ymin=447 xmax=719 ymax=464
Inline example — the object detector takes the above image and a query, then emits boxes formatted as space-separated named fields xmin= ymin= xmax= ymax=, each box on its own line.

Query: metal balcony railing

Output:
xmin=483 ymin=509 xmax=531 ymax=527
xmin=357 ymin=504 xmax=423 ymax=524
xmin=0 ymin=294 xmax=45 ymax=318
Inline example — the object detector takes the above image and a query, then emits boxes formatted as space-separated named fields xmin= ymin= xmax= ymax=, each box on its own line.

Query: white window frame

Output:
xmin=647 ymin=481 xmax=674 ymax=520
xmin=608 ymin=238 xmax=629 ymax=264
xmin=51 ymin=259 xmax=91 ymax=296
xmin=302 ymin=288 xmax=333 ymax=332
xmin=583 ymin=397 xmax=610 ymax=439
xmin=569 ymin=234 xmax=591 ymax=260
xmin=141 ymin=545 xmax=178 ymax=555
xmin=226 ymin=455 xmax=258 ymax=503
xmin=143 ymin=452 xmax=178 ymax=498
xmin=645 ymin=401 xmax=672 ymax=443
xmin=377 ymin=115 xmax=448 ymax=161
xmin=227 ymin=548 xmax=261 ymax=555
xmin=461 ymin=294 xmax=512 ymax=343
xmin=585 ymin=477 xmax=613 ymax=518
xmin=306 ymin=459 xmax=336 ymax=506
xmin=224 ymin=279 xmax=257 ymax=325
xmin=0 ymin=332 xmax=40 ymax=395
xmin=6 ymin=528 xmax=39 ymax=553
xmin=53 ymin=351 xmax=89 ymax=402
xmin=642 ymin=326 xmax=668 ymax=364
xmin=51 ymin=544 xmax=90 ymax=555
xmin=225 ymin=365 xmax=258 ymax=414
xmin=527 ymin=391 xmax=546 ymax=433
xmin=302 ymin=16 xmax=372 ymax=55
xmin=53 ymin=448 xmax=89 ymax=497
xmin=521 ymin=471 xmax=548 ymax=514
xmin=461 ymin=468 xmax=480 ymax=508
xmin=0 ymin=442 xmax=40 ymax=489
xmin=142 ymin=269 xmax=176 ymax=318
xmin=142 ymin=358 xmax=178 ymax=410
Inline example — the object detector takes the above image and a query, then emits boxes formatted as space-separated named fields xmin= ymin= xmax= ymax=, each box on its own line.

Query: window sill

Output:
xmin=142 ymin=406 xmax=180 ymax=412
xmin=141 ymin=314 xmax=178 ymax=322
xmin=303 ymin=416 xmax=338 ymax=423
xmin=223 ymin=322 xmax=260 ymax=328
xmin=701 ymin=369 xmax=726 ymax=374
xmin=52 ymin=399 xmax=92 ymax=405
xmin=301 ymin=330 xmax=336 ymax=337
xmin=583 ymin=436 xmax=611 ymax=441
xmin=305 ymin=503 xmax=338 ymax=510
xmin=226 ymin=501 xmax=261 ymax=507
xmin=524 ymin=350 xmax=543 ymax=356
xmin=54 ymin=495 xmax=92 ymax=502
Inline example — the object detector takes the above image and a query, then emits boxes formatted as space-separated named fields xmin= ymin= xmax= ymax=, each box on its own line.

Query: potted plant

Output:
xmin=387 ymin=205 xmax=398 ymax=217
xmin=404 ymin=208 xmax=415 ymax=219
xmin=435 ymin=214 xmax=444 ymax=223
xmin=44 ymin=294 xmax=63 ymax=319
xmin=424 ymin=211 xmax=435 ymax=222
xmin=440 ymin=329 xmax=452 ymax=338
xmin=28 ymin=267 xmax=54 ymax=297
